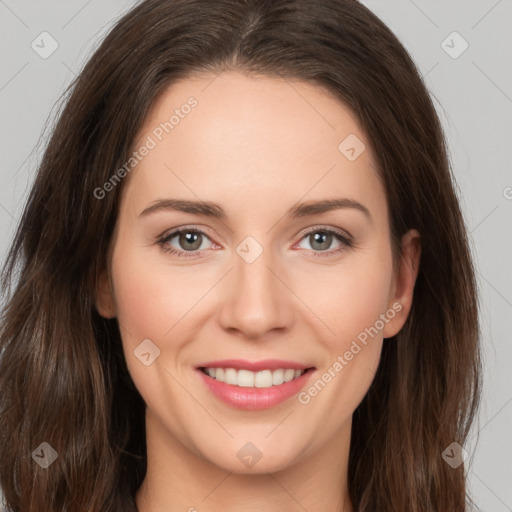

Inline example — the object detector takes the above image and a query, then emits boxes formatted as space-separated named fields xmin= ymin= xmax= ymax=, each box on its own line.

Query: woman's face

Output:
xmin=98 ymin=71 xmax=419 ymax=474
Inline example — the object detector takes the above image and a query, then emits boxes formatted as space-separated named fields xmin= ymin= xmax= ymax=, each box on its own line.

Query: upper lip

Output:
xmin=196 ymin=359 xmax=314 ymax=372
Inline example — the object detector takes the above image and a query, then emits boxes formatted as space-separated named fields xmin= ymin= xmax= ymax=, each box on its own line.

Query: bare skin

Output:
xmin=96 ymin=71 xmax=421 ymax=512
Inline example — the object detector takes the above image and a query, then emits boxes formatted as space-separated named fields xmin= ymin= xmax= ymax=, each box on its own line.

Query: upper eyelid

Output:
xmin=160 ymin=225 xmax=216 ymax=243
xmin=297 ymin=224 xmax=352 ymax=240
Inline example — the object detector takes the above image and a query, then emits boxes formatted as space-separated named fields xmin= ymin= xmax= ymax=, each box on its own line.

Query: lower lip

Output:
xmin=196 ymin=368 xmax=315 ymax=410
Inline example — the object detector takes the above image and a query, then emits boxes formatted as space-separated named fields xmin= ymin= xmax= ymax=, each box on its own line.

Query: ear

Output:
xmin=383 ymin=229 xmax=421 ymax=338
xmin=95 ymin=269 xmax=116 ymax=318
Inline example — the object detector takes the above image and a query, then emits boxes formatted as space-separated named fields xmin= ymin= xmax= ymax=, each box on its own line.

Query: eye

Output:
xmin=295 ymin=226 xmax=353 ymax=257
xmin=157 ymin=225 xmax=353 ymax=259
xmin=157 ymin=227 xmax=216 ymax=258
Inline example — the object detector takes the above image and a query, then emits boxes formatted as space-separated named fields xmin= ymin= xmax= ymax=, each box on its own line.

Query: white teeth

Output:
xmin=254 ymin=370 xmax=272 ymax=388
xmin=272 ymin=369 xmax=284 ymax=385
xmin=237 ymin=369 xmax=254 ymax=387
xmin=202 ymin=367 xmax=306 ymax=388
xmin=224 ymin=368 xmax=237 ymax=385
xmin=283 ymin=369 xmax=295 ymax=382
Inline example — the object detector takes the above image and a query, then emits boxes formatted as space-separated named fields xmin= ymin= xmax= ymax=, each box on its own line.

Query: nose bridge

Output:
xmin=217 ymin=236 xmax=293 ymax=337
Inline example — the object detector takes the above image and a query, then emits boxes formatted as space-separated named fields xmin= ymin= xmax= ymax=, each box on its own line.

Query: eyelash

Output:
xmin=157 ymin=225 xmax=353 ymax=259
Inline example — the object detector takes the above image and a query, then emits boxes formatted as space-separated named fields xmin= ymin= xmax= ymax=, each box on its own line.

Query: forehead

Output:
xmin=124 ymin=71 xmax=385 ymax=219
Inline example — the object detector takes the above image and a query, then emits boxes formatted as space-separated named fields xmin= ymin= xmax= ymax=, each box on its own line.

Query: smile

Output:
xmin=199 ymin=367 xmax=306 ymax=388
xmin=195 ymin=361 xmax=316 ymax=410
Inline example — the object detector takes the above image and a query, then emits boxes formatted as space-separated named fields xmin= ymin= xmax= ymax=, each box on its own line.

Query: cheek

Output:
xmin=109 ymin=246 xmax=206 ymax=411
xmin=299 ymin=247 xmax=394 ymax=348
xmin=110 ymin=246 xmax=203 ymax=348
xmin=299 ymin=243 xmax=392 ymax=401
xmin=339 ymin=268 xmax=391 ymax=341
xmin=296 ymin=262 xmax=391 ymax=426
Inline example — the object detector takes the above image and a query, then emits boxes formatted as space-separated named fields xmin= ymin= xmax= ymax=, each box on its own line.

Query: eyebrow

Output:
xmin=139 ymin=198 xmax=372 ymax=221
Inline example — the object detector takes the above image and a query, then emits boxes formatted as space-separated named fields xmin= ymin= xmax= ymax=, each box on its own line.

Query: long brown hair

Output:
xmin=0 ymin=1 xmax=481 ymax=510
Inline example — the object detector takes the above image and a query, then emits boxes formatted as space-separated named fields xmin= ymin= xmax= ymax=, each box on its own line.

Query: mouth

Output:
xmin=195 ymin=360 xmax=316 ymax=410
xmin=198 ymin=366 xmax=314 ymax=388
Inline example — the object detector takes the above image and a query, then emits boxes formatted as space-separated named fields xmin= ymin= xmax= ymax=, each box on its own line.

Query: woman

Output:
xmin=0 ymin=0 xmax=481 ymax=510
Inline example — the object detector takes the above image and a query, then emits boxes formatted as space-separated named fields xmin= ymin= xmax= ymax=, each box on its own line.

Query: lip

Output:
xmin=195 ymin=359 xmax=311 ymax=372
xmin=195 ymin=364 xmax=316 ymax=411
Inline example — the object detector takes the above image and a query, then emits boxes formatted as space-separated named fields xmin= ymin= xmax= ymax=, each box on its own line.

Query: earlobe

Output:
xmin=383 ymin=229 xmax=421 ymax=338
xmin=95 ymin=269 xmax=117 ymax=318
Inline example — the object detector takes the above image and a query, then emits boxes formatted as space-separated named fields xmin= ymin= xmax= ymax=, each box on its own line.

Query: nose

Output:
xmin=217 ymin=243 xmax=295 ymax=339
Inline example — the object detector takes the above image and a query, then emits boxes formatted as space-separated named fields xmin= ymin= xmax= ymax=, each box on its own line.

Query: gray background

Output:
xmin=0 ymin=0 xmax=511 ymax=510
